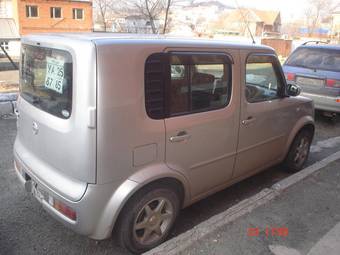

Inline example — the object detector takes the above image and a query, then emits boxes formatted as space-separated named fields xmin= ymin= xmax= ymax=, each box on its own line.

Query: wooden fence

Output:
xmin=261 ymin=38 xmax=293 ymax=57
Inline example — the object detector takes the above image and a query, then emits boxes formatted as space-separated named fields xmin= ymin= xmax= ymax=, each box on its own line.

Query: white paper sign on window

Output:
xmin=44 ymin=57 xmax=64 ymax=94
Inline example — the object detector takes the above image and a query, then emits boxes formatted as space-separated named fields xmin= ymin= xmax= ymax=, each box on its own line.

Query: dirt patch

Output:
xmin=0 ymin=83 xmax=19 ymax=93
xmin=0 ymin=70 xmax=19 ymax=93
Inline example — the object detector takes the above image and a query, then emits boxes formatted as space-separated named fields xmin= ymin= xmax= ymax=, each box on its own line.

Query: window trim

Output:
xmin=26 ymin=5 xmax=39 ymax=18
xmin=72 ymin=8 xmax=84 ymax=20
xmin=245 ymin=53 xmax=287 ymax=104
xmin=144 ymin=51 xmax=233 ymax=120
xmin=50 ymin=7 xmax=62 ymax=19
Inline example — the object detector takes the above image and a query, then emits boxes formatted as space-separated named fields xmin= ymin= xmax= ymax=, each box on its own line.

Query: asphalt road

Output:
xmin=1 ymin=112 xmax=340 ymax=255
xmin=180 ymin=160 xmax=340 ymax=255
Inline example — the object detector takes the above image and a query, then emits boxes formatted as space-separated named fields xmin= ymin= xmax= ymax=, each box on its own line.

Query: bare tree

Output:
xmin=94 ymin=0 xmax=110 ymax=31
xmin=305 ymin=0 xmax=339 ymax=37
xmin=162 ymin=0 xmax=172 ymax=34
xmin=94 ymin=0 xmax=123 ymax=31
xmin=124 ymin=0 xmax=175 ymax=34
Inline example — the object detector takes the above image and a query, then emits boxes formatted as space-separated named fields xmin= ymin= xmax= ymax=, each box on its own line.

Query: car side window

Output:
xmin=145 ymin=52 xmax=232 ymax=119
xmin=246 ymin=55 xmax=283 ymax=103
xmin=169 ymin=53 xmax=232 ymax=116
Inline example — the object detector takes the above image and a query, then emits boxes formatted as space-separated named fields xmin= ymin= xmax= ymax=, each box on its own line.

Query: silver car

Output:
xmin=14 ymin=34 xmax=314 ymax=253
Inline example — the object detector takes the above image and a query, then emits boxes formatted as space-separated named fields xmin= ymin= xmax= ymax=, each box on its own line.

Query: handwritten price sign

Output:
xmin=44 ymin=57 xmax=64 ymax=94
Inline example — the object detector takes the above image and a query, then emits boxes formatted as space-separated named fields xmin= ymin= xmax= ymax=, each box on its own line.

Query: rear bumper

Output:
xmin=14 ymin=152 xmax=139 ymax=240
xmin=301 ymin=92 xmax=340 ymax=113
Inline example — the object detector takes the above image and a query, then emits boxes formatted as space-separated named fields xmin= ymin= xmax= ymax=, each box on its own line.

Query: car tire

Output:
xmin=283 ymin=129 xmax=312 ymax=173
xmin=115 ymin=184 xmax=180 ymax=254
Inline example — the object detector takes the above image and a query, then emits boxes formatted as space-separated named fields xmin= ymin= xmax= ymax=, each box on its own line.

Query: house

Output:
xmin=170 ymin=1 xmax=233 ymax=36
xmin=12 ymin=0 xmax=93 ymax=35
xmin=214 ymin=8 xmax=281 ymax=37
xmin=112 ymin=15 xmax=162 ymax=34
xmin=0 ymin=18 xmax=20 ymax=58
xmin=0 ymin=0 xmax=20 ymax=57
xmin=331 ymin=10 xmax=340 ymax=42
xmin=0 ymin=0 xmax=93 ymax=57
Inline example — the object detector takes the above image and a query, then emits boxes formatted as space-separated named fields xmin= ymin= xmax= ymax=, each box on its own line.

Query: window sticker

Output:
xmin=44 ymin=57 xmax=64 ymax=94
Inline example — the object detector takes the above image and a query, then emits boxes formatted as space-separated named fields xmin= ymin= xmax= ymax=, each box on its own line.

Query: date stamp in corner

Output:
xmin=247 ymin=227 xmax=289 ymax=238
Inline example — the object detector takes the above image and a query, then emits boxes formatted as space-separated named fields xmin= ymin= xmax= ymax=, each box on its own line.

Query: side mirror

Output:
xmin=287 ymin=83 xmax=301 ymax=97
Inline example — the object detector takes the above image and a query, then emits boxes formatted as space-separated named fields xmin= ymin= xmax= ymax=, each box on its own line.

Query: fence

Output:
xmin=261 ymin=38 xmax=293 ymax=57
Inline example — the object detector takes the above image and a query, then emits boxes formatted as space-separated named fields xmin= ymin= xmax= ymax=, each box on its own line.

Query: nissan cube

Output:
xmin=14 ymin=34 xmax=314 ymax=254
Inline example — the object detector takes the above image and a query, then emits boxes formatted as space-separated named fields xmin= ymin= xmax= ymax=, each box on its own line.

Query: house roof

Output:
xmin=0 ymin=18 xmax=19 ymax=40
xmin=223 ymin=9 xmax=280 ymax=25
xmin=125 ymin=15 xmax=145 ymax=20
xmin=252 ymin=9 xmax=280 ymax=25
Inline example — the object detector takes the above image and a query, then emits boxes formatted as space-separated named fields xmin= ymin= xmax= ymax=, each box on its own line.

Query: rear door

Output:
xmin=15 ymin=40 xmax=96 ymax=188
xmin=164 ymin=50 xmax=240 ymax=198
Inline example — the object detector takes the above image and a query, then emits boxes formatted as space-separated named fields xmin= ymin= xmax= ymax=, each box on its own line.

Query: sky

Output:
xmin=219 ymin=0 xmax=311 ymax=20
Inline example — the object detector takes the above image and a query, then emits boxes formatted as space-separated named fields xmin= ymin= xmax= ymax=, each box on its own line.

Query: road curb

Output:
xmin=144 ymin=151 xmax=340 ymax=255
xmin=272 ymin=150 xmax=340 ymax=191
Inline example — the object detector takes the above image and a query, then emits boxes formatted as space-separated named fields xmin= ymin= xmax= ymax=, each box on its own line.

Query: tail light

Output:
xmin=286 ymin=73 xmax=296 ymax=81
xmin=326 ymin=79 xmax=340 ymax=88
xmin=52 ymin=198 xmax=77 ymax=221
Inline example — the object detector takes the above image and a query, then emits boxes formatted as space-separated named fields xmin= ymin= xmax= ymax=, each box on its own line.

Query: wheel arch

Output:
xmin=90 ymin=163 xmax=190 ymax=240
xmin=284 ymin=116 xmax=315 ymax=158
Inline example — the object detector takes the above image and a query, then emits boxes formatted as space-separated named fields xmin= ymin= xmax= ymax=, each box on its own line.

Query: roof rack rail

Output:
xmin=302 ymin=40 xmax=329 ymax=45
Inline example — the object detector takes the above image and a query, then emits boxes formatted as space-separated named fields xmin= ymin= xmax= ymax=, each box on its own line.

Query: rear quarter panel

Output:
xmin=95 ymin=41 xmax=168 ymax=185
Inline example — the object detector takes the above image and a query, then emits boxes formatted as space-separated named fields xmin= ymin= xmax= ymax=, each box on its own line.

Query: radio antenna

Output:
xmin=234 ymin=0 xmax=256 ymax=44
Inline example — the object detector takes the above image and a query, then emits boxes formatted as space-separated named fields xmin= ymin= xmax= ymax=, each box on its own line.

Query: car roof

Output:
xmin=22 ymin=33 xmax=273 ymax=51
xmin=297 ymin=44 xmax=340 ymax=51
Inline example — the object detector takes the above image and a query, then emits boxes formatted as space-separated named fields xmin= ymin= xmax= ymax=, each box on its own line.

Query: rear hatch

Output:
xmin=14 ymin=36 xmax=96 ymax=201
xmin=283 ymin=46 xmax=340 ymax=96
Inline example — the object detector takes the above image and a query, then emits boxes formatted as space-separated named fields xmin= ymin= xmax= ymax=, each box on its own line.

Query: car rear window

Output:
xmin=20 ymin=44 xmax=73 ymax=119
xmin=285 ymin=47 xmax=340 ymax=72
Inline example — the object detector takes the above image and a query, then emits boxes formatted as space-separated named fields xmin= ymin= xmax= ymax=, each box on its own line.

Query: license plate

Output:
xmin=296 ymin=77 xmax=324 ymax=88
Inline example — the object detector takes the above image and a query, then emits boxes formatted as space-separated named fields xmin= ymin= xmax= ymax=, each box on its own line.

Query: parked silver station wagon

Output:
xmin=14 ymin=34 xmax=315 ymax=253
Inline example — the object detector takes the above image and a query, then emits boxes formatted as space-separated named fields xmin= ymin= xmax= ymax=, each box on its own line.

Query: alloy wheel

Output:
xmin=294 ymin=137 xmax=309 ymax=166
xmin=133 ymin=197 xmax=174 ymax=246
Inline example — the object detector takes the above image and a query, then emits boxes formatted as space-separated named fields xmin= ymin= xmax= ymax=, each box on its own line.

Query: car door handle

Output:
xmin=242 ymin=117 xmax=256 ymax=125
xmin=169 ymin=131 xmax=191 ymax=143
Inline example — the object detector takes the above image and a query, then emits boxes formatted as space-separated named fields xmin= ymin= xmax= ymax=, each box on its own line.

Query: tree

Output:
xmin=125 ymin=0 xmax=174 ymax=34
xmin=94 ymin=0 xmax=110 ymax=31
xmin=93 ymin=0 xmax=123 ymax=31
xmin=162 ymin=0 xmax=172 ymax=34
xmin=305 ymin=0 xmax=339 ymax=37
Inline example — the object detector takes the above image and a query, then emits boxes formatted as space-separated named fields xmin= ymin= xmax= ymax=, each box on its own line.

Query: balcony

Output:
xmin=0 ymin=7 xmax=11 ymax=18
